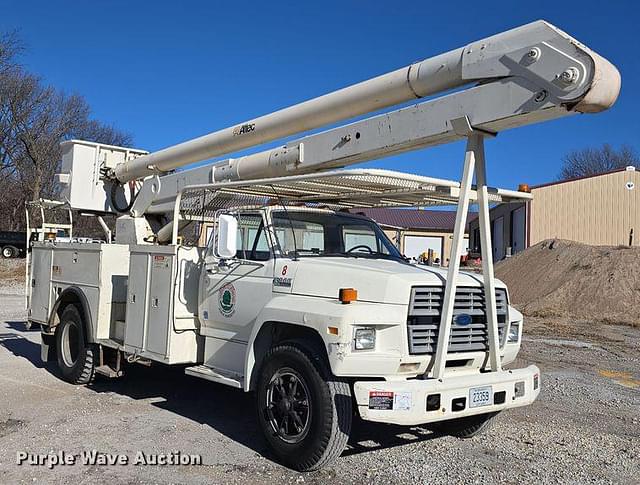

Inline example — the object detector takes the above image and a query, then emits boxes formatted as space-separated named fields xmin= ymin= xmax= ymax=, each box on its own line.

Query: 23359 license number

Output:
xmin=469 ymin=386 xmax=492 ymax=408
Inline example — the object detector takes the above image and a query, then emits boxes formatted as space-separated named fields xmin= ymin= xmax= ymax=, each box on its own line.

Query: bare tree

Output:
xmin=76 ymin=119 xmax=132 ymax=147
xmin=6 ymin=74 xmax=85 ymax=200
xmin=0 ymin=32 xmax=23 ymax=230
xmin=0 ymin=30 xmax=22 ymax=74
xmin=559 ymin=144 xmax=639 ymax=180
xmin=0 ymin=31 xmax=23 ymax=177
xmin=0 ymin=31 xmax=132 ymax=232
xmin=0 ymin=175 xmax=25 ymax=230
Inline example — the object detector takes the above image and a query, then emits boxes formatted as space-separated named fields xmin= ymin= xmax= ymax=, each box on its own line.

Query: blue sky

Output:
xmin=1 ymin=1 xmax=637 ymax=190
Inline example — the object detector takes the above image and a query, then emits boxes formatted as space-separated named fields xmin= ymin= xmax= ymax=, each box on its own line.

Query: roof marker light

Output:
xmin=339 ymin=288 xmax=357 ymax=304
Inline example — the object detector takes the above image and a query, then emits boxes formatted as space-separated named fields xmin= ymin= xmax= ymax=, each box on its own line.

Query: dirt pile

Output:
xmin=496 ymin=239 xmax=640 ymax=326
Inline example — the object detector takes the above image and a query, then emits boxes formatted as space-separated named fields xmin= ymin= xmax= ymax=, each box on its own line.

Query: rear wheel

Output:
xmin=55 ymin=305 xmax=96 ymax=384
xmin=430 ymin=411 xmax=499 ymax=438
xmin=2 ymin=245 xmax=17 ymax=258
xmin=256 ymin=343 xmax=352 ymax=471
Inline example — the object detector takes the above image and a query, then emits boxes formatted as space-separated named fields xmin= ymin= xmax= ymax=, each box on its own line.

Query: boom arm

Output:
xmin=56 ymin=20 xmax=620 ymax=216
xmin=111 ymin=19 xmax=619 ymax=185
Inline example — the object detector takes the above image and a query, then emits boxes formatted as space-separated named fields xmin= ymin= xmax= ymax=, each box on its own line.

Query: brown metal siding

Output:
xmin=530 ymin=170 xmax=640 ymax=246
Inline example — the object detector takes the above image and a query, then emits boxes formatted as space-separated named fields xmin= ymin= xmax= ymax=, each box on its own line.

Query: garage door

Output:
xmin=493 ymin=216 xmax=505 ymax=261
xmin=512 ymin=206 xmax=526 ymax=254
xmin=403 ymin=235 xmax=443 ymax=261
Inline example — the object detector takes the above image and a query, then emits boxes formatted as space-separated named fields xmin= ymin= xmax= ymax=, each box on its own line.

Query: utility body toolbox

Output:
xmin=28 ymin=243 xmax=129 ymax=337
xmin=124 ymin=245 xmax=203 ymax=364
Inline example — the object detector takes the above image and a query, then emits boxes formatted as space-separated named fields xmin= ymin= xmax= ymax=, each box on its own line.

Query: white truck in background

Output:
xmin=26 ymin=21 xmax=619 ymax=470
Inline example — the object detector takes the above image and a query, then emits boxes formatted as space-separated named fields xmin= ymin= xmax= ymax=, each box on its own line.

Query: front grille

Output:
xmin=407 ymin=286 xmax=508 ymax=354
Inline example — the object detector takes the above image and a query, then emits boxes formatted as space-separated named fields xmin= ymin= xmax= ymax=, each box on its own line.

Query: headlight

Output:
xmin=354 ymin=327 xmax=376 ymax=350
xmin=507 ymin=322 xmax=520 ymax=343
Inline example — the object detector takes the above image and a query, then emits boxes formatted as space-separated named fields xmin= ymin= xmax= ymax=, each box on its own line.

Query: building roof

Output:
xmin=349 ymin=207 xmax=478 ymax=232
xmin=531 ymin=166 xmax=636 ymax=190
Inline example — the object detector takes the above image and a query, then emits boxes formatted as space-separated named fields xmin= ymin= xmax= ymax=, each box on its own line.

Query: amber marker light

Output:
xmin=339 ymin=288 xmax=358 ymax=304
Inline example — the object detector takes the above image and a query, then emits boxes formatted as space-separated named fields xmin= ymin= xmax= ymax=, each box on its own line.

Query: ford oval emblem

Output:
xmin=454 ymin=313 xmax=473 ymax=326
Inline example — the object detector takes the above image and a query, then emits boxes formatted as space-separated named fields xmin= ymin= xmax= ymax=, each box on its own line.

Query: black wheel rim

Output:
xmin=265 ymin=367 xmax=311 ymax=443
xmin=61 ymin=322 xmax=80 ymax=367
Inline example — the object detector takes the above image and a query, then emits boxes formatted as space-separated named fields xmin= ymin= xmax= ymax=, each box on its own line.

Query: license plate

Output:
xmin=469 ymin=386 xmax=492 ymax=408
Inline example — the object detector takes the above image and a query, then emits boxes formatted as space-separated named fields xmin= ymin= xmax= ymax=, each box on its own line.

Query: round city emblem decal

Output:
xmin=218 ymin=283 xmax=237 ymax=317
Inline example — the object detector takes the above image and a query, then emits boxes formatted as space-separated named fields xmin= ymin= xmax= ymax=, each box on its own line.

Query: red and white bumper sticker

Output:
xmin=368 ymin=391 xmax=412 ymax=411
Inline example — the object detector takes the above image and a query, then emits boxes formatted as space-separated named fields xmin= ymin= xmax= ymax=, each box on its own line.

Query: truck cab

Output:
xmin=194 ymin=205 xmax=538 ymax=468
xmin=200 ymin=206 xmax=525 ymax=378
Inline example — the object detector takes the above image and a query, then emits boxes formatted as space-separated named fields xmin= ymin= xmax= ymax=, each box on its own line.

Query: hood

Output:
xmin=289 ymin=257 xmax=504 ymax=305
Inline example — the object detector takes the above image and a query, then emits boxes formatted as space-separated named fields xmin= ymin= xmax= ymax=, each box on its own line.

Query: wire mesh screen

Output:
xmin=179 ymin=188 xmax=274 ymax=220
xmin=174 ymin=169 xmax=531 ymax=245
xmin=176 ymin=188 xmax=272 ymax=247
xmin=175 ymin=170 xmax=471 ymax=214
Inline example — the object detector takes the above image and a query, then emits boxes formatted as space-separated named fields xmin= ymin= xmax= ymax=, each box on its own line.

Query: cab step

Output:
xmin=184 ymin=365 xmax=243 ymax=388
xmin=95 ymin=365 xmax=123 ymax=378
xmin=96 ymin=345 xmax=123 ymax=378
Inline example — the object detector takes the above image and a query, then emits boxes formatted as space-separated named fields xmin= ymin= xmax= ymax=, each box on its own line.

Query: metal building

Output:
xmin=468 ymin=166 xmax=639 ymax=261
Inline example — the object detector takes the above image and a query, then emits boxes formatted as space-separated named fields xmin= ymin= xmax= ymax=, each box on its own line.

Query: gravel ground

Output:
xmin=0 ymin=283 xmax=638 ymax=484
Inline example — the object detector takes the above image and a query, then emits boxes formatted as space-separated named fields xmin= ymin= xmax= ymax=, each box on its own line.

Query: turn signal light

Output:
xmin=339 ymin=288 xmax=358 ymax=304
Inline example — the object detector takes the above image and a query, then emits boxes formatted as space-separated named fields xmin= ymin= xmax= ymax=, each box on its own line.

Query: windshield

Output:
xmin=272 ymin=211 xmax=403 ymax=260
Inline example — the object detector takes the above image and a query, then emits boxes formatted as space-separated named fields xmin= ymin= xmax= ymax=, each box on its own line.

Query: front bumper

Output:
xmin=354 ymin=365 xmax=540 ymax=426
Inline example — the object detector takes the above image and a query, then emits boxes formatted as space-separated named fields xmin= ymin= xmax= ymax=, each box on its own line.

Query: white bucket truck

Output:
xmin=27 ymin=21 xmax=619 ymax=470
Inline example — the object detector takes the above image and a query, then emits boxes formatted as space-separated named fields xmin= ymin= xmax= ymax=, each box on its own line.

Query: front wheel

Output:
xmin=256 ymin=343 xmax=352 ymax=471
xmin=55 ymin=305 xmax=96 ymax=384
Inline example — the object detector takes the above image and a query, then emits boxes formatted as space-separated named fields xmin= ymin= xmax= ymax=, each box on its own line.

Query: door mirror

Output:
xmin=216 ymin=214 xmax=238 ymax=259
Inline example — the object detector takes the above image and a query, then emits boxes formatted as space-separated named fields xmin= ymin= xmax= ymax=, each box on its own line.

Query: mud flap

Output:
xmin=40 ymin=331 xmax=56 ymax=362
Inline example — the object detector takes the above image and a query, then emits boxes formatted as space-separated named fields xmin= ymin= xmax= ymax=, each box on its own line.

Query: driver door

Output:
xmin=200 ymin=211 xmax=275 ymax=346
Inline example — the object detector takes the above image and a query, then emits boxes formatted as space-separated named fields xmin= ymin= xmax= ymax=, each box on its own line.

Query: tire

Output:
xmin=256 ymin=343 xmax=352 ymax=471
xmin=2 ymin=245 xmax=17 ymax=258
xmin=55 ymin=304 xmax=96 ymax=385
xmin=430 ymin=411 xmax=499 ymax=438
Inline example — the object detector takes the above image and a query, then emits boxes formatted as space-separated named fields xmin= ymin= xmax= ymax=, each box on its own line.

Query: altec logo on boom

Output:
xmin=232 ymin=123 xmax=255 ymax=136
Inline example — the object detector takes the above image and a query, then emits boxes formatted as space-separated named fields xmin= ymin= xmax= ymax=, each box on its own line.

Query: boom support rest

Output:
xmin=432 ymin=119 xmax=501 ymax=378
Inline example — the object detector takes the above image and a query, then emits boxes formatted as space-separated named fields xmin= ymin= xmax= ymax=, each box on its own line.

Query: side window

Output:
xmin=236 ymin=213 xmax=271 ymax=261
xmin=273 ymin=216 xmax=325 ymax=256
